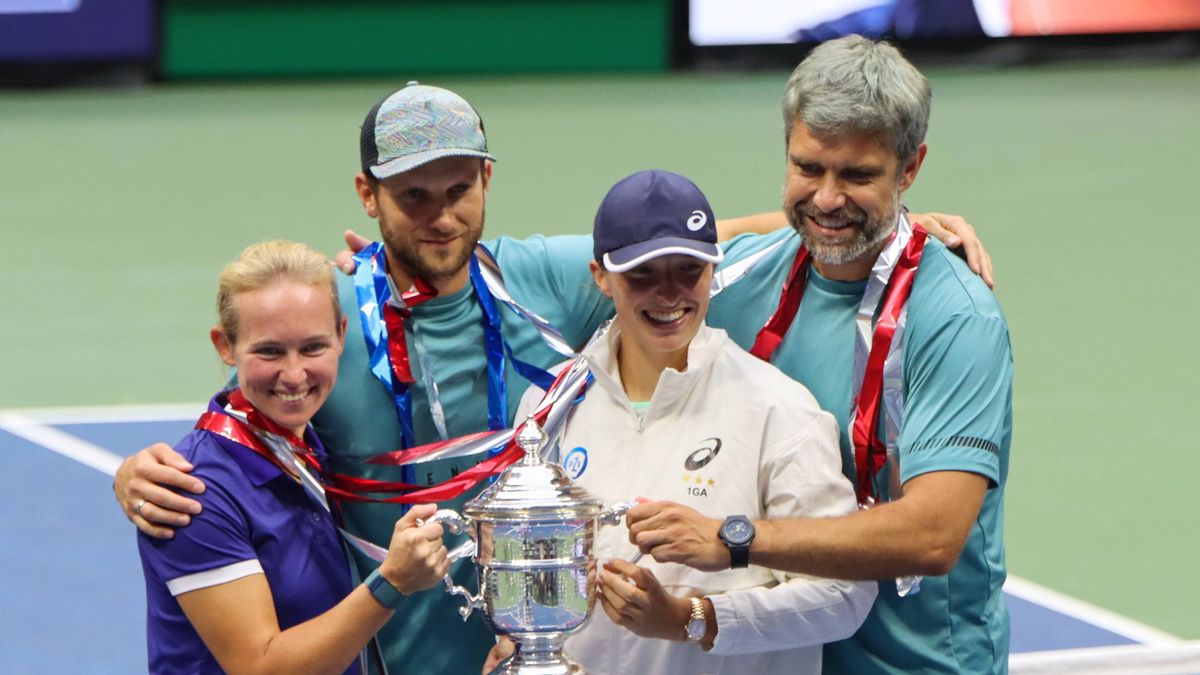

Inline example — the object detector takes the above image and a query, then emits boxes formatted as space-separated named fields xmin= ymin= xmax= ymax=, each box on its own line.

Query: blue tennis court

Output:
xmin=1 ymin=405 xmax=1193 ymax=673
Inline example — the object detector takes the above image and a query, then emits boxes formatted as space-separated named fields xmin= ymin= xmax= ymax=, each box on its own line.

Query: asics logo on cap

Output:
xmin=686 ymin=210 xmax=708 ymax=231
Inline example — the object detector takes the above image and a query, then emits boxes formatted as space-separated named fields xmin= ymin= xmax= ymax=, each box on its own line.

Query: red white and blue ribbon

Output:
xmin=745 ymin=214 xmax=927 ymax=597
xmin=194 ymin=389 xmax=392 ymax=562
xmin=353 ymin=242 xmax=570 ymax=447
xmin=747 ymin=214 xmax=928 ymax=505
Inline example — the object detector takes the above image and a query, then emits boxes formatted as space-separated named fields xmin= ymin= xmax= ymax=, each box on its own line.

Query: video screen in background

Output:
xmin=0 ymin=0 xmax=154 ymax=62
xmin=690 ymin=0 xmax=1200 ymax=45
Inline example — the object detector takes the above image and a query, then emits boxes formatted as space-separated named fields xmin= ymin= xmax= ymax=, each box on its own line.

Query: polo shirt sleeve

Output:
xmin=137 ymin=439 xmax=263 ymax=596
xmin=897 ymin=312 xmax=1013 ymax=487
xmin=487 ymin=235 xmax=613 ymax=349
xmin=717 ymin=231 xmax=769 ymax=260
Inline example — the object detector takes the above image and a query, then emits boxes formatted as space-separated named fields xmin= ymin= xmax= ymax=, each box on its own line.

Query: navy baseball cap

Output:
xmin=593 ymin=170 xmax=724 ymax=273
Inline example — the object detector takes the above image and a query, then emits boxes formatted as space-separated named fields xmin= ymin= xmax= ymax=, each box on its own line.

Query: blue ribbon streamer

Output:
xmin=352 ymin=243 xmax=558 ymax=464
xmin=352 ymin=243 xmax=416 ymax=448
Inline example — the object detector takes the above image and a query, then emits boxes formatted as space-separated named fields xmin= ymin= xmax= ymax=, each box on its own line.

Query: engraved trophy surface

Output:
xmin=427 ymin=418 xmax=631 ymax=675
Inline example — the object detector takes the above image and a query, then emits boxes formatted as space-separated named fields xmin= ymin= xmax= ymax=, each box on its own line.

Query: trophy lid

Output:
xmin=464 ymin=417 xmax=602 ymax=518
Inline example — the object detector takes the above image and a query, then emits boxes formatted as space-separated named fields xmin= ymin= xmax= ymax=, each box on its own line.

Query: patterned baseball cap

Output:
xmin=360 ymin=82 xmax=496 ymax=179
xmin=594 ymin=170 xmax=724 ymax=273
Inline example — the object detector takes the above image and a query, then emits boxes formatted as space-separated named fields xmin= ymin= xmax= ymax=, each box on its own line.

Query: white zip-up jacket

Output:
xmin=516 ymin=322 xmax=876 ymax=675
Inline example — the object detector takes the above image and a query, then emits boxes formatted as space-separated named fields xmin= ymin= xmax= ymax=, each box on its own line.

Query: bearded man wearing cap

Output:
xmin=624 ymin=36 xmax=1013 ymax=673
xmin=114 ymin=78 xmax=992 ymax=674
xmin=477 ymin=169 xmax=876 ymax=675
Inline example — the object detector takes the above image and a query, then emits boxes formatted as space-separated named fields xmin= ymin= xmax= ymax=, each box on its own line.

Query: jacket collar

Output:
xmin=582 ymin=320 xmax=725 ymax=415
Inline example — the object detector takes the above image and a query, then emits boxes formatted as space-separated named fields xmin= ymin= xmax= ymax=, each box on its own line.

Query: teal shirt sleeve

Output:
xmin=897 ymin=309 xmax=1013 ymax=488
xmin=486 ymin=234 xmax=613 ymax=349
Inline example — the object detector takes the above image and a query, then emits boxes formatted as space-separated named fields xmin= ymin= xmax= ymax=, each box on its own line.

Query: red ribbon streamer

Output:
xmin=749 ymin=245 xmax=811 ymax=361
xmin=197 ymin=355 xmax=579 ymax=505
xmin=381 ymin=277 xmax=438 ymax=384
xmin=749 ymin=226 xmax=928 ymax=502
xmin=196 ymin=403 xmax=518 ymax=505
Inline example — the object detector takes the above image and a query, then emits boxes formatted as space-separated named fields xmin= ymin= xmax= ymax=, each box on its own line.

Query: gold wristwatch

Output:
xmin=685 ymin=596 xmax=707 ymax=642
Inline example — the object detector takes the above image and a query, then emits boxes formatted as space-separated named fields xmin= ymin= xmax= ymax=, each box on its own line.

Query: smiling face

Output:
xmin=211 ymin=279 xmax=346 ymax=437
xmin=355 ymin=156 xmax=489 ymax=294
xmin=592 ymin=254 xmax=713 ymax=375
xmin=783 ymin=122 xmax=925 ymax=281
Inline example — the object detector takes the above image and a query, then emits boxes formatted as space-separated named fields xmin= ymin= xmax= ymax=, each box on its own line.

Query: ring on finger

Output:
xmin=135 ymin=498 xmax=147 ymax=516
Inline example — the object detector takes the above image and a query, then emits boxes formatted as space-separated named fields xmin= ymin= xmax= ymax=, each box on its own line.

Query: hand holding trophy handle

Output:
xmin=419 ymin=509 xmax=483 ymax=620
xmin=600 ymin=501 xmax=634 ymax=527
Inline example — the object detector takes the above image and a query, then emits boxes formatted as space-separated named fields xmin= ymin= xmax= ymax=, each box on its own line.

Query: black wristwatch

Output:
xmin=718 ymin=515 xmax=756 ymax=568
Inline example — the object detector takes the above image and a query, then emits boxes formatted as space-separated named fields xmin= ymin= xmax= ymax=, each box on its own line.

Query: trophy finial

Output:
xmin=516 ymin=415 xmax=546 ymax=466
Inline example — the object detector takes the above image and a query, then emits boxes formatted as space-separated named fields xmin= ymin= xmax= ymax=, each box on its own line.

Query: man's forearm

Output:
xmin=752 ymin=508 xmax=948 ymax=580
xmin=750 ymin=473 xmax=988 ymax=579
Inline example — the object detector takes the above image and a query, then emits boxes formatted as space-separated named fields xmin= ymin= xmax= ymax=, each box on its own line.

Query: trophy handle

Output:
xmin=599 ymin=501 xmax=647 ymax=564
xmin=424 ymin=509 xmax=476 ymax=561
xmin=599 ymin=501 xmax=635 ymax=527
xmin=420 ymin=509 xmax=485 ymax=620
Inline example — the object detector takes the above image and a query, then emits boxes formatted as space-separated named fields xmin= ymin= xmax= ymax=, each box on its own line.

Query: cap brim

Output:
xmin=602 ymin=237 xmax=724 ymax=273
xmin=370 ymin=148 xmax=496 ymax=180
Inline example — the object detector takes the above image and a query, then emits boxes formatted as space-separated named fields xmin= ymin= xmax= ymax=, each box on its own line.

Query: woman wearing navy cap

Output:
xmin=487 ymin=171 xmax=876 ymax=675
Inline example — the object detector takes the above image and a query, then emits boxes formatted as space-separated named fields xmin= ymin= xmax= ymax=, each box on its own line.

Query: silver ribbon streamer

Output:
xmin=386 ymin=352 xmax=594 ymax=469
xmin=224 ymin=407 xmax=391 ymax=563
xmin=709 ymin=236 xmax=792 ymax=298
xmin=475 ymin=252 xmax=576 ymax=358
xmin=847 ymin=212 xmax=922 ymax=597
xmin=385 ymin=274 xmax=451 ymax=441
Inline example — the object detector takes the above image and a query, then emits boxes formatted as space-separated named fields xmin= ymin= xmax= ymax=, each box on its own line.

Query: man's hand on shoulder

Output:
xmin=114 ymin=443 xmax=205 ymax=539
xmin=908 ymin=211 xmax=995 ymax=289
xmin=335 ymin=229 xmax=374 ymax=274
xmin=625 ymin=500 xmax=727 ymax=572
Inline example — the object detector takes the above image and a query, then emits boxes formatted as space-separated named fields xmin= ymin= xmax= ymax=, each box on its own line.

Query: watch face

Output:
xmin=722 ymin=518 xmax=753 ymax=545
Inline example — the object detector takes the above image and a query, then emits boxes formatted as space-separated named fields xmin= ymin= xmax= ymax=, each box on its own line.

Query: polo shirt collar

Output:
xmin=206 ymin=392 xmax=327 ymax=488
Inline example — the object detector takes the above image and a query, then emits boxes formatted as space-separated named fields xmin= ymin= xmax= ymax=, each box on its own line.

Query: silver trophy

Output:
xmin=425 ymin=419 xmax=631 ymax=675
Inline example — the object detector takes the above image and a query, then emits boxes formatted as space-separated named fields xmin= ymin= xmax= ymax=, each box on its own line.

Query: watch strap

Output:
xmin=728 ymin=541 xmax=750 ymax=568
xmin=365 ymin=567 xmax=404 ymax=609
xmin=685 ymin=596 xmax=707 ymax=642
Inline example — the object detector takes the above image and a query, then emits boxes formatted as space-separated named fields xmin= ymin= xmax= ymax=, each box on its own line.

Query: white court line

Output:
xmin=0 ymin=405 xmax=1186 ymax=648
xmin=0 ymin=412 xmax=125 ymax=476
xmin=1010 ymin=641 xmax=1200 ymax=675
xmin=0 ymin=402 xmax=204 ymax=425
xmin=1005 ymin=575 xmax=1183 ymax=646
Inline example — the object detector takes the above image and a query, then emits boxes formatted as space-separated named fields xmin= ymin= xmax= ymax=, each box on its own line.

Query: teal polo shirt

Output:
xmin=708 ymin=228 xmax=1012 ymax=674
xmin=312 ymin=234 xmax=611 ymax=675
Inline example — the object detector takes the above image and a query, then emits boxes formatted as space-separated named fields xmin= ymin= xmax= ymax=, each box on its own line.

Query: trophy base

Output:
xmin=488 ymin=652 xmax=586 ymax=675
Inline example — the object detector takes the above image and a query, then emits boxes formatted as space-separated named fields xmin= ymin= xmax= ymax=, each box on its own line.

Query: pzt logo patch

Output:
xmin=684 ymin=438 xmax=722 ymax=470
xmin=562 ymin=447 xmax=589 ymax=479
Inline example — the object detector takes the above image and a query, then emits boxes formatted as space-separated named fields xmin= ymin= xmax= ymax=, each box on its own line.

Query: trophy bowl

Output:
xmin=426 ymin=421 xmax=630 ymax=675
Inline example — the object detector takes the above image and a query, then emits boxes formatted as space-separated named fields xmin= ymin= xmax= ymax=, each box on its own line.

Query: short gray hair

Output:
xmin=783 ymin=35 xmax=931 ymax=162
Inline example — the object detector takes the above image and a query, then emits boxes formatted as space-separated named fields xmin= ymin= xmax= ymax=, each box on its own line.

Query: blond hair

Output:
xmin=216 ymin=240 xmax=340 ymax=342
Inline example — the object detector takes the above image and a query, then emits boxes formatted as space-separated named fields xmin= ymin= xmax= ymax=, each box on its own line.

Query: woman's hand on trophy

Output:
xmin=482 ymin=637 xmax=515 ymax=674
xmin=625 ymin=500 xmax=728 ymax=572
xmin=597 ymin=559 xmax=694 ymax=642
xmin=380 ymin=503 xmax=451 ymax=595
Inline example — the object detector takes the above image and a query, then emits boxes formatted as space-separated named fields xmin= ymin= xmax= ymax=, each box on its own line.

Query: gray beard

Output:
xmin=786 ymin=202 xmax=898 ymax=267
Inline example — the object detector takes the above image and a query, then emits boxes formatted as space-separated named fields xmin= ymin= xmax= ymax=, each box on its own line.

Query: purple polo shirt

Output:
xmin=137 ymin=399 xmax=360 ymax=674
